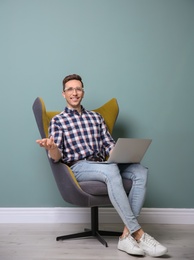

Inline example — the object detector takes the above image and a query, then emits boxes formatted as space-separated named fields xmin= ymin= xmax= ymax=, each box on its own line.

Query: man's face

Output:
xmin=62 ymin=79 xmax=84 ymax=109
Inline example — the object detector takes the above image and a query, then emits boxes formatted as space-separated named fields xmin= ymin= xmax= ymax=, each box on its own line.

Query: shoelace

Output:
xmin=143 ymin=233 xmax=160 ymax=247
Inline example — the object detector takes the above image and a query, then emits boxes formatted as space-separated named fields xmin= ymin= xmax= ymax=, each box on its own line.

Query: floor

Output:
xmin=0 ymin=223 xmax=193 ymax=260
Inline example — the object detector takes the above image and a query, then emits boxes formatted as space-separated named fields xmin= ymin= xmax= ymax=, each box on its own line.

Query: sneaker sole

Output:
xmin=118 ymin=247 xmax=145 ymax=256
xmin=144 ymin=248 xmax=168 ymax=257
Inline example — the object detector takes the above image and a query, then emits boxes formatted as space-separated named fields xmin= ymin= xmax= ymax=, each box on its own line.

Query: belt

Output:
xmin=66 ymin=156 xmax=104 ymax=167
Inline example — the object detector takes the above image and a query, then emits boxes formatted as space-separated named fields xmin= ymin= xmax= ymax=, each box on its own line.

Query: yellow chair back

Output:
xmin=39 ymin=98 xmax=119 ymax=138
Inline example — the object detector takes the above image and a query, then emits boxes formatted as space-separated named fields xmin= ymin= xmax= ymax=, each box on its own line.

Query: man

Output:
xmin=36 ymin=74 xmax=167 ymax=257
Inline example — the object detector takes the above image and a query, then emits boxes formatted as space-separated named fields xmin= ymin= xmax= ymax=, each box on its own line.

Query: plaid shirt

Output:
xmin=49 ymin=106 xmax=115 ymax=163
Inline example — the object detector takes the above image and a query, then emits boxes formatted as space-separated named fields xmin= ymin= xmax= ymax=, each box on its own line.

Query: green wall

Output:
xmin=0 ymin=0 xmax=194 ymax=208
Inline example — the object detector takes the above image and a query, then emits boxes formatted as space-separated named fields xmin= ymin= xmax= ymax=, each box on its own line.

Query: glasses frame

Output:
xmin=63 ymin=87 xmax=84 ymax=93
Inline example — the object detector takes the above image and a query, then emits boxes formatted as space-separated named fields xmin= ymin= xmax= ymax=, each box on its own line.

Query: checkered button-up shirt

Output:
xmin=49 ymin=106 xmax=115 ymax=164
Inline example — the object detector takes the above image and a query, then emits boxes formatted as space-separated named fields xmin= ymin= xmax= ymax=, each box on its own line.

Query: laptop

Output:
xmin=107 ymin=138 xmax=152 ymax=163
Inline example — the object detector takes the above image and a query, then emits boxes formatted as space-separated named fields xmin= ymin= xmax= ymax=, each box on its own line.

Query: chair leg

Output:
xmin=56 ymin=207 xmax=122 ymax=247
xmin=56 ymin=230 xmax=92 ymax=240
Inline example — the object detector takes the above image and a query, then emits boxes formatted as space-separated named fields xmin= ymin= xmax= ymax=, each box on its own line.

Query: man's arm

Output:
xmin=36 ymin=136 xmax=61 ymax=162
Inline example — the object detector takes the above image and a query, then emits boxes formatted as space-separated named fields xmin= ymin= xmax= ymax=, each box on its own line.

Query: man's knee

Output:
xmin=130 ymin=164 xmax=148 ymax=182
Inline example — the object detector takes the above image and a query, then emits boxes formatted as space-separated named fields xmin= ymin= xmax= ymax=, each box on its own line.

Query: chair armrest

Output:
xmin=48 ymin=158 xmax=93 ymax=206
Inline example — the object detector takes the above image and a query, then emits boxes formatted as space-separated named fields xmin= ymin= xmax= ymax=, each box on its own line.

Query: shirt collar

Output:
xmin=64 ymin=105 xmax=86 ymax=115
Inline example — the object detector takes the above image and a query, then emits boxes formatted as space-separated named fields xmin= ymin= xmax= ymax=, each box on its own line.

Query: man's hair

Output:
xmin=62 ymin=74 xmax=84 ymax=90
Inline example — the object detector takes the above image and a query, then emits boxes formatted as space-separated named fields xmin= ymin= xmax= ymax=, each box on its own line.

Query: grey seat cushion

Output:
xmin=79 ymin=179 xmax=132 ymax=196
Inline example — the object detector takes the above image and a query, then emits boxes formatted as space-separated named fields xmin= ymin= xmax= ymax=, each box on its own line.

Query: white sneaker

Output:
xmin=118 ymin=234 xmax=145 ymax=256
xmin=138 ymin=233 xmax=168 ymax=257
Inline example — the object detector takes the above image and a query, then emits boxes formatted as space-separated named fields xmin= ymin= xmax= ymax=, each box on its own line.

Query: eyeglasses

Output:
xmin=63 ymin=87 xmax=84 ymax=93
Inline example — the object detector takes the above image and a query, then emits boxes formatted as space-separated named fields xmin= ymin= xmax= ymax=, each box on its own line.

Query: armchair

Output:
xmin=32 ymin=97 xmax=132 ymax=247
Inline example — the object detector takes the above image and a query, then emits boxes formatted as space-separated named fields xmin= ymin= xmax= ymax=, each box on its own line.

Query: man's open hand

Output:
xmin=36 ymin=136 xmax=57 ymax=151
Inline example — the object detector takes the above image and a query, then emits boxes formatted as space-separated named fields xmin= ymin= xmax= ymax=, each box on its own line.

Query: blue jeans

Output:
xmin=71 ymin=161 xmax=148 ymax=234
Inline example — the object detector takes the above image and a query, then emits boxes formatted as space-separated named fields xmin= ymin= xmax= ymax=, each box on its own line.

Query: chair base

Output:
xmin=56 ymin=207 xmax=122 ymax=247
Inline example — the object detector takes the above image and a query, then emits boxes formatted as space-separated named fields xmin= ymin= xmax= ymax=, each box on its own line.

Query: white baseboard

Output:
xmin=0 ymin=207 xmax=194 ymax=224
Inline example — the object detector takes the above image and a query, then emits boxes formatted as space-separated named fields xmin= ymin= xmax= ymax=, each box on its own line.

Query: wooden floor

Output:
xmin=0 ymin=223 xmax=193 ymax=260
